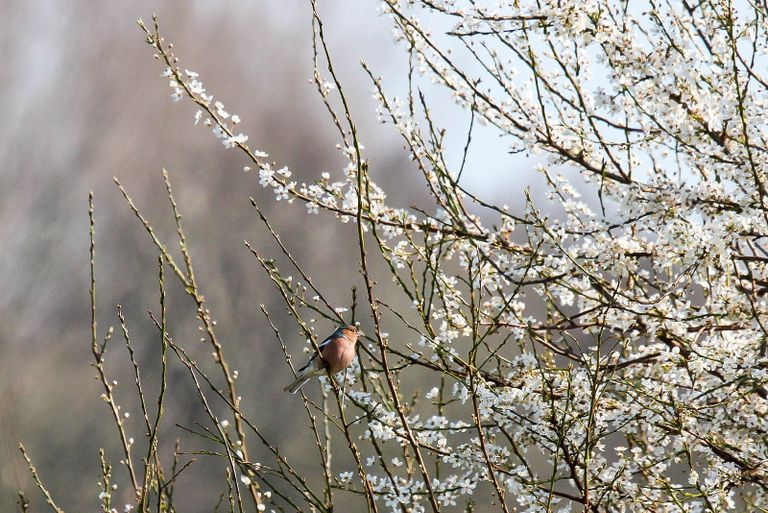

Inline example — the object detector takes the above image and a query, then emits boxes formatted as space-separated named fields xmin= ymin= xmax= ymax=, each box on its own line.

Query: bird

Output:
xmin=283 ymin=325 xmax=363 ymax=394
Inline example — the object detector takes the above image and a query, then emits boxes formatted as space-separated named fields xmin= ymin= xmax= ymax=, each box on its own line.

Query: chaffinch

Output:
xmin=283 ymin=325 xmax=363 ymax=394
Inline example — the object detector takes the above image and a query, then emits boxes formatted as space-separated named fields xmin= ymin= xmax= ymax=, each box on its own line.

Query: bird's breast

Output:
xmin=319 ymin=338 xmax=356 ymax=374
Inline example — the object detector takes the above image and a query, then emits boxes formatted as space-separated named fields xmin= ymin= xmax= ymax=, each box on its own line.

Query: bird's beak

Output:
xmin=357 ymin=330 xmax=365 ymax=337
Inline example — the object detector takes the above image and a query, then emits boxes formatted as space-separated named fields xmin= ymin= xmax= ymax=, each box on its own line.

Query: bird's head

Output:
xmin=338 ymin=324 xmax=364 ymax=343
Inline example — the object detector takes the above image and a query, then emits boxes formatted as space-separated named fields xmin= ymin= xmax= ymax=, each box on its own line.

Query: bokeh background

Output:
xmin=0 ymin=1 xmax=533 ymax=511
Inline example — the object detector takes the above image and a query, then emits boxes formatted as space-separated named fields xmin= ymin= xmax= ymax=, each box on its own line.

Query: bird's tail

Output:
xmin=283 ymin=367 xmax=325 ymax=394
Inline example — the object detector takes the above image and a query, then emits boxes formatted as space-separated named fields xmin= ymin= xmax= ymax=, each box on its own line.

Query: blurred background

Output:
xmin=0 ymin=1 xmax=532 ymax=511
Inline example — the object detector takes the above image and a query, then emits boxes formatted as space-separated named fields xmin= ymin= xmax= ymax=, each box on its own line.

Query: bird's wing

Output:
xmin=298 ymin=335 xmax=336 ymax=371
xmin=318 ymin=335 xmax=335 ymax=349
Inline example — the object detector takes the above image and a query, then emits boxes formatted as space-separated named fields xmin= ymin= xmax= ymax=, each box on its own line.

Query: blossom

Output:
xmin=223 ymin=133 xmax=248 ymax=149
xmin=188 ymin=79 xmax=205 ymax=94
